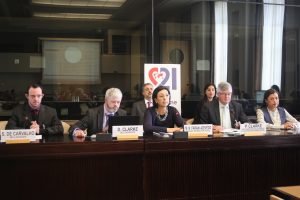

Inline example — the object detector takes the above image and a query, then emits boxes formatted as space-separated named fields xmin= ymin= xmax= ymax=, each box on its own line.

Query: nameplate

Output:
xmin=112 ymin=125 xmax=143 ymax=138
xmin=6 ymin=139 xmax=31 ymax=144
xmin=244 ymin=132 xmax=266 ymax=136
xmin=1 ymin=129 xmax=37 ymax=143
xmin=184 ymin=124 xmax=213 ymax=136
xmin=240 ymin=123 xmax=266 ymax=136
xmin=188 ymin=132 xmax=209 ymax=138
xmin=117 ymin=134 xmax=139 ymax=141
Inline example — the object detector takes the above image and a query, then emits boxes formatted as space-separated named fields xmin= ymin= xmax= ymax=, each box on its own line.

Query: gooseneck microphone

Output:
xmin=24 ymin=116 xmax=31 ymax=129
xmin=31 ymin=109 xmax=39 ymax=122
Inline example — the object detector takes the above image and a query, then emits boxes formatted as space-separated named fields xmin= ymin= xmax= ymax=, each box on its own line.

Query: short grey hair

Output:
xmin=105 ymin=88 xmax=122 ymax=100
xmin=217 ymin=81 xmax=232 ymax=93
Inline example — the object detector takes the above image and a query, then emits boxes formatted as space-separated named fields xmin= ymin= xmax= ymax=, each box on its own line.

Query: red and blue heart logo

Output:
xmin=148 ymin=67 xmax=170 ymax=86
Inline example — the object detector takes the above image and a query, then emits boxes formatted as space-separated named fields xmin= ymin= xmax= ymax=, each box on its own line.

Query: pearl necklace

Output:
xmin=156 ymin=109 xmax=168 ymax=121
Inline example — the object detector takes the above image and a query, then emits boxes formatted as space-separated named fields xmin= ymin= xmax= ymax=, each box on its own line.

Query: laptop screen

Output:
xmin=108 ymin=116 xmax=140 ymax=134
xmin=256 ymin=90 xmax=265 ymax=104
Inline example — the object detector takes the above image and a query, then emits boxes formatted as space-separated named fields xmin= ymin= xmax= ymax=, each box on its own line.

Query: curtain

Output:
xmin=261 ymin=0 xmax=285 ymax=90
xmin=214 ymin=1 xmax=228 ymax=85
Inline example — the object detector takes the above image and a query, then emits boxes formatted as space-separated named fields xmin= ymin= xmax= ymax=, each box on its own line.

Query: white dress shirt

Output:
xmin=219 ymin=102 xmax=232 ymax=129
xmin=145 ymin=100 xmax=152 ymax=108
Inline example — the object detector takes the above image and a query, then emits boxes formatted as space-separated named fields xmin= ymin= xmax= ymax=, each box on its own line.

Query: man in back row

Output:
xmin=131 ymin=83 xmax=153 ymax=124
xmin=6 ymin=83 xmax=63 ymax=135
xmin=69 ymin=87 xmax=127 ymax=137
xmin=198 ymin=81 xmax=249 ymax=132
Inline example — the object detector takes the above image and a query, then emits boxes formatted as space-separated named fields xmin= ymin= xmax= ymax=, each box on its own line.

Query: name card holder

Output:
xmin=240 ymin=123 xmax=266 ymax=137
xmin=5 ymin=139 xmax=31 ymax=144
xmin=188 ymin=132 xmax=210 ymax=138
xmin=243 ymin=131 xmax=266 ymax=137
xmin=116 ymin=133 xmax=139 ymax=141
xmin=1 ymin=129 xmax=37 ymax=144
xmin=112 ymin=125 xmax=143 ymax=141
xmin=184 ymin=124 xmax=213 ymax=139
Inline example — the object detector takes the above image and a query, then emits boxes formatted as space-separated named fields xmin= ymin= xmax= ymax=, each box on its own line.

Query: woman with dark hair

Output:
xmin=143 ymin=86 xmax=184 ymax=135
xmin=256 ymin=88 xmax=298 ymax=129
xmin=193 ymin=83 xmax=217 ymax=124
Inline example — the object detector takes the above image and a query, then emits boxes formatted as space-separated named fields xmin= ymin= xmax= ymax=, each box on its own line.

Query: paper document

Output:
xmin=221 ymin=129 xmax=244 ymax=136
xmin=220 ymin=129 xmax=240 ymax=133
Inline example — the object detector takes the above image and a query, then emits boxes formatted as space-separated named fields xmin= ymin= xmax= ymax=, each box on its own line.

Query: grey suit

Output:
xmin=197 ymin=99 xmax=249 ymax=127
xmin=69 ymin=105 xmax=127 ymax=136
xmin=131 ymin=100 xmax=147 ymax=124
xmin=6 ymin=103 xmax=63 ymax=135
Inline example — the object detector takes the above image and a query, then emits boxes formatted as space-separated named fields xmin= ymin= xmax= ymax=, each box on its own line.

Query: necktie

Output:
xmin=104 ymin=113 xmax=113 ymax=132
xmin=32 ymin=109 xmax=39 ymax=121
xmin=221 ymin=106 xmax=225 ymax=128
xmin=221 ymin=105 xmax=231 ymax=129
xmin=147 ymin=101 xmax=152 ymax=108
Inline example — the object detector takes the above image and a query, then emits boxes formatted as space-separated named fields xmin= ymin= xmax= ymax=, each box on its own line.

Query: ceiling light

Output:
xmin=33 ymin=12 xmax=112 ymax=20
xmin=32 ymin=0 xmax=127 ymax=8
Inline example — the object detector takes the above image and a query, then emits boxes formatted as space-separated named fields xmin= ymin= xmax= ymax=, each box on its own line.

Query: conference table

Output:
xmin=271 ymin=185 xmax=300 ymax=199
xmin=1 ymin=130 xmax=300 ymax=200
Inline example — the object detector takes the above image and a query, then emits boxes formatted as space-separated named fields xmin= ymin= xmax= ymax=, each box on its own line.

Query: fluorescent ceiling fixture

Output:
xmin=34 ymin=12 xmax=112 ymax=20
xmin=32 ymin=0 xmax=127 ymax=8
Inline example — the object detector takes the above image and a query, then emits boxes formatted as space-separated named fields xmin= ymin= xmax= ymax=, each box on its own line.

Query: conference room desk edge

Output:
xmin=0 ymin=138 xmax=144 ymax=159
xmin=144 ymin=134 xmax=300 ymax=151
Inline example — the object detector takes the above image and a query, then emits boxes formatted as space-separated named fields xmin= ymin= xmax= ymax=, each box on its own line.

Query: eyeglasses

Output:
xmin=218 ymin=92 xmax=232 ymax=96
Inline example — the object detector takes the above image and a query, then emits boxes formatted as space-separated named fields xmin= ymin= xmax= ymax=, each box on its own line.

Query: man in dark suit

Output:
xmin=6 ymin=83 xmax=63 ymax=135
xmin=131 ymin=83 xmax=153 ymax=124
xmin=199 ymin=81 xmax=249 ymax=133
xmin=69 ymin=87 xmax=127 ymax=137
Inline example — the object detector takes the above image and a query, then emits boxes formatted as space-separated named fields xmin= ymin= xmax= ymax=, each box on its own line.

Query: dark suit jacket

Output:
xmin=69 ymin=105 xmax=127 ymax=136
xmin=5 ymin=103 xmax=63 ymax=135
xmin=197 ymin=99 xmax=249 ymax=127
xmin=131 ymin=100 xmax=146 ymax=124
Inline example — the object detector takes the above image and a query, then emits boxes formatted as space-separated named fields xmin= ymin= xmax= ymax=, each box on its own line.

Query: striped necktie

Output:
xmin=103 ymin=113 xmax=114 ymax=133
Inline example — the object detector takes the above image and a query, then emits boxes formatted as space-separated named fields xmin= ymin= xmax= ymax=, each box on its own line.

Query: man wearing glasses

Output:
xmin=6 ymin=83 xmax=63 ymax=135
xmin=199 ymin=81 xmax=249 ymax=133
xmin=69 ymin=87 xmax=127 ymax=137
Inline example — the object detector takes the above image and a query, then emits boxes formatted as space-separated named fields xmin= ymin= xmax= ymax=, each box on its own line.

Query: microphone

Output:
xmin=24 ymin=116 xmax=31 ymax=129
xmin=230 ymin=108 xmax=235 ymax=118
xmin=32 ymin=114 xmax=37 ymax=121
xmin=32 ymin=109 xmax=39 ymax=122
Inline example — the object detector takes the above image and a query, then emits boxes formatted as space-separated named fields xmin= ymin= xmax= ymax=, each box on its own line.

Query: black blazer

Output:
xmin=6 ymin=103 xmax=63 ymax=135
xmin=131 ymin=100 xmax=147 ymax=124
xmin=69 ymin=105 xmax=127 ymax=136
xmin=197 ymin=99 xmax=249 ymax=127
xmin=143 ymin=106 xmax=184 ymax=135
